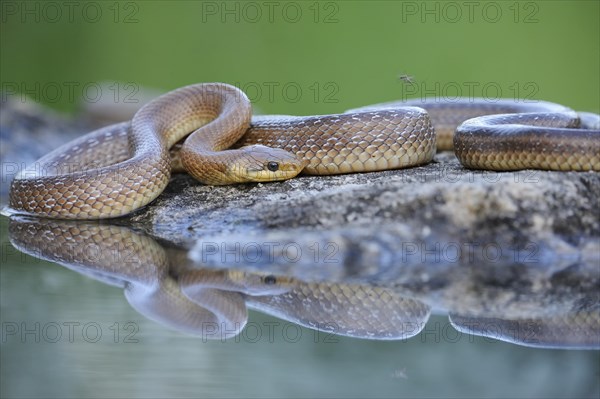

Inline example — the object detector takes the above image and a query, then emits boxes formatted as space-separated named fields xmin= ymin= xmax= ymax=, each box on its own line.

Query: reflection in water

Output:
xmin=450 ymin=313 xmax=600 ymax=350
xmin=8 ymin=217 xmax=430 ymax=341
xmin=8 ymin=216 xmax=599 ymax=348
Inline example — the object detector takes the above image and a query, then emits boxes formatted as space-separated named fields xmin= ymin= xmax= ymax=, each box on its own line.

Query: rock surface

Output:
xmin=134 ymin=152 xmax=599 ymax=245
xmin=3 ymin=94 xmax=599 ymax=347
xmin=2 ymin=94 xmax=598 ymax=254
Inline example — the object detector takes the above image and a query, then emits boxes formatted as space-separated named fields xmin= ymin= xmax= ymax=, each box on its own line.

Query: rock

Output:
xmin=2 ymin=94 xmax=599 ymax=347
xmin=0 ymin=96 xmax=86 ymax=200
xmin=3 ymin=92 xmax=598 ymax=274
xmin=0 ymin=83 xmax=163 ymax=202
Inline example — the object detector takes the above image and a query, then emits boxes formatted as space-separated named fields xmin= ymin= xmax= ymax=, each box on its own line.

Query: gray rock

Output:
xmin=2 ymin=94 xmax=599 ymax=348
xmin=0 ymin=96 xmax=86 ymax=200
xmin=3 ymin=92 xmax=598 ymax=272
xmin=133 ymin=152 xmax=598 ymax=244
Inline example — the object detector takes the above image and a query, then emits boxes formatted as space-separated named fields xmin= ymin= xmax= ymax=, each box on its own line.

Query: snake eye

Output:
xmin=267 ymin=161 xmax=279 ymax=172
xmin=263 ymin=275 xmax=277 ymax=285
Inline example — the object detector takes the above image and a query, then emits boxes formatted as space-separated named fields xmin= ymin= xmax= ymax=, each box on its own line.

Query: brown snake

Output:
xmin=5 ymin=82 xmax=600 ymax=219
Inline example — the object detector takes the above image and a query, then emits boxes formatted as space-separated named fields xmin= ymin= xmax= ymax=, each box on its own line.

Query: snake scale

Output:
xmin=5 ymin=82 xmax=600 ymax=219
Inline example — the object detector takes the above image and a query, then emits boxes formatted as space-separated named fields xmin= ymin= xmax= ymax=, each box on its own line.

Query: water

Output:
xmin=1 ymin=216 xmax=599 ymax=398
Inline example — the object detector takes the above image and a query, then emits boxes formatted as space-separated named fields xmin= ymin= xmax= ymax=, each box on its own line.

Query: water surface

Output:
xmin=1 ymin=216 xmax=598 ymax=398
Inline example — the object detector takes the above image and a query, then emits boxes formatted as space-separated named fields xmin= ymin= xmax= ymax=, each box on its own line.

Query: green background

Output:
xmin=1 ymin=0 xmax=599 ymax=115
xmin=1 ymin=1 xmax=599 ymax=398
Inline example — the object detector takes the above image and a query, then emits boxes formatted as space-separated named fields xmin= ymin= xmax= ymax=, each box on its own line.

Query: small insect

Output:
xmin=398 ymin=74 xmax=415 ymax=85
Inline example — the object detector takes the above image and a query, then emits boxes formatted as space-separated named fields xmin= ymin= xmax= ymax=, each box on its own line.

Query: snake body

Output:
xmin=353 ymin=98 xmax=600 ymax=170
xmin=5 ymin=83 xmax=600 ymax=219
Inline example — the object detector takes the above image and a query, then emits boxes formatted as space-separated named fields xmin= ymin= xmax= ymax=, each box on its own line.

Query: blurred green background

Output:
xmin=1 ymin=0 xmax=599 ymax=116
xmin=1 ymin=1 xmax=600 ymax=398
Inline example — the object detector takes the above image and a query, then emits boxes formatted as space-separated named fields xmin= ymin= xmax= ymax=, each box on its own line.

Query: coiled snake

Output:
xmin=5 ymin=82 xmax=600 ymax=219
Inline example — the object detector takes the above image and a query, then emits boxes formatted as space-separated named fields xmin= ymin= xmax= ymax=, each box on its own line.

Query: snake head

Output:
xmin=230 ymin=145 xmax=307 ymax=183
xmin=226 ymin=270 xmax=294 ymax=296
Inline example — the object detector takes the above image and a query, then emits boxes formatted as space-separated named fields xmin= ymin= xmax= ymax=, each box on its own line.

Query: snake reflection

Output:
xmin=8 ymin=216 xmax=599 ymax=348
xmin=8 ymin=217 xmax=429 ymax=340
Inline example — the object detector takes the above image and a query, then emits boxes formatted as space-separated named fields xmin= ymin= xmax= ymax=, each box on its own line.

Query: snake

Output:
xmin=5 ymin=82 xmax=600 ymax=219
